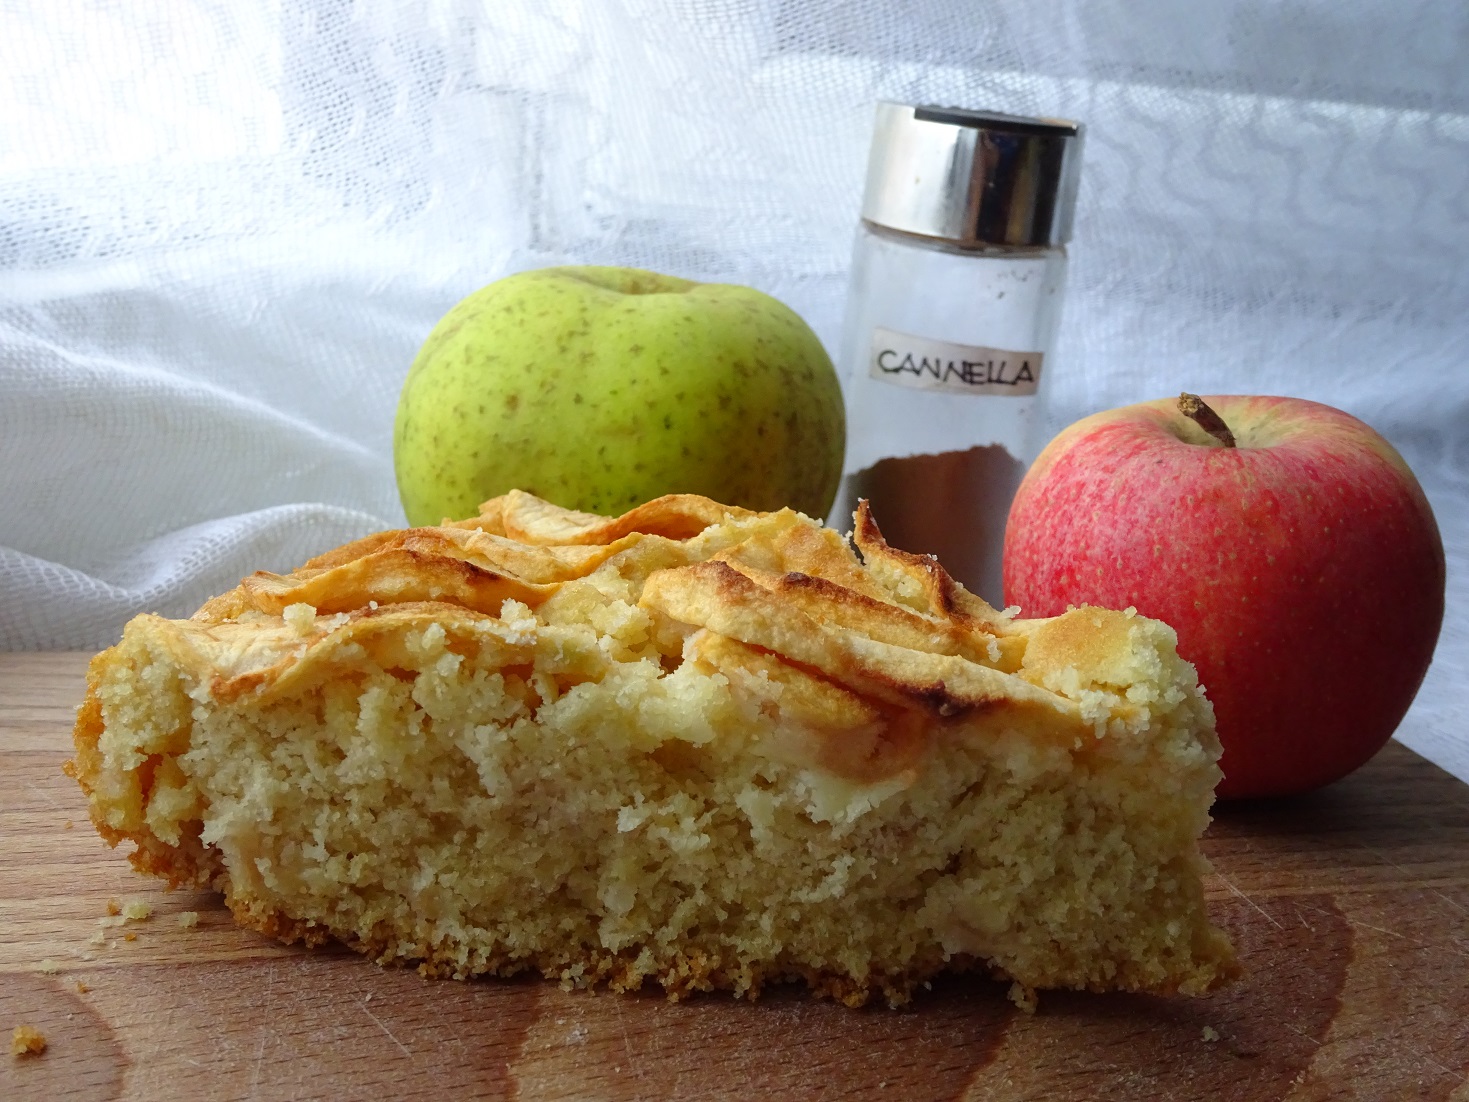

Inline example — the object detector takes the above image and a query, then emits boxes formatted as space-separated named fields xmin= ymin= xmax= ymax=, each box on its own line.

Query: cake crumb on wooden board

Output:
xmin=11 ymin=1025 xmax=46 ymax=1057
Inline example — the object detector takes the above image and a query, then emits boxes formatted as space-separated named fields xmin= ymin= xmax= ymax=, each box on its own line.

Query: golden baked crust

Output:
xmin=70 ymin=491 xmax=1237 ymax=1006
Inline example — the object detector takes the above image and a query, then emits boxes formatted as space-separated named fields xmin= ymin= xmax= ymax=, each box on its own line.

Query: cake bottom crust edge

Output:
xmin=78 ymin=811 xmax=1238 ymax=1012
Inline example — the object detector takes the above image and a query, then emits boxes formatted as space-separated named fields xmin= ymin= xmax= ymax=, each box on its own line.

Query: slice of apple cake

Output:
xmin=69 ymin=491 xmax=1237 ymax=1007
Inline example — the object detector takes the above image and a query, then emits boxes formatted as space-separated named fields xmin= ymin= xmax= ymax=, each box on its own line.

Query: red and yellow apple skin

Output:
xmin=1002 ymin=395 xmax=1445 ymax=800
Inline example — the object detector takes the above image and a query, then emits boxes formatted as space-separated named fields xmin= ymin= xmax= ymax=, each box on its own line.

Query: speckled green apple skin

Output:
xmin=394 ymin=266 xmax=846 ymax=524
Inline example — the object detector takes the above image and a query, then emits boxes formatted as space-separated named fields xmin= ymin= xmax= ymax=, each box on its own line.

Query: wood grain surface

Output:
xmin=2 ymin=651 xmax=1467 ymax=1101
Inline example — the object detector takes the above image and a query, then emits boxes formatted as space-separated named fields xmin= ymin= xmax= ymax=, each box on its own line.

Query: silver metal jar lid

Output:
xmin=860 ymin=102 xmax=1084 ymax=248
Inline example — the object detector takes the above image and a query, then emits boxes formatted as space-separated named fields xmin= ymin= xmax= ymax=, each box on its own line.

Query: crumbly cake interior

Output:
xmin=70 ymin=492 xmax=1237 ymax=1007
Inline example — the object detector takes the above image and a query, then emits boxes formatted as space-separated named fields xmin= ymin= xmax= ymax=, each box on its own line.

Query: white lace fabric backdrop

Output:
xmin=3 ymin=1 xmax=1466 ymax=780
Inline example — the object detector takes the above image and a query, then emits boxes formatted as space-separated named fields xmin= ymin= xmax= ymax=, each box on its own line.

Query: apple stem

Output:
xmin=1178 ymin=393 xmax=1237 ymax=448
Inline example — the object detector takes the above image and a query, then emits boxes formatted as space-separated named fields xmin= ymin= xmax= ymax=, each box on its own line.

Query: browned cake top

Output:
xmin=126 ymin=492 xmax=1204 ymax=784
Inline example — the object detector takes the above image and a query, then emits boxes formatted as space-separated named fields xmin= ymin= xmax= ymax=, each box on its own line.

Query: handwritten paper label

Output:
xmin=868 ymin=327 xmax=1042 ymax=396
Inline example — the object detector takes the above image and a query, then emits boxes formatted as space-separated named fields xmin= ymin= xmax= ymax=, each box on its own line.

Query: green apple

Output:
xmin=393 ymin=266 xmax=846 ymax=524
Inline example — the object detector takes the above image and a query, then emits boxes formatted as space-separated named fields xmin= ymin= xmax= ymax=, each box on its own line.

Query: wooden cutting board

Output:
xmin=3 ymin=651 xmax=1467 ymax=1102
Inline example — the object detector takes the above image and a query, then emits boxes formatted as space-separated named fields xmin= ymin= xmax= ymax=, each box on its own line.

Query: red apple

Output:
xmin=1002 ymin=394 xmax=1445 ymax=800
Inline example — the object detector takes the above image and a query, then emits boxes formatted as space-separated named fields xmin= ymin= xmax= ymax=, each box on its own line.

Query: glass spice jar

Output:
xmin=833 ymin=103 xmax=1084 ymax=605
